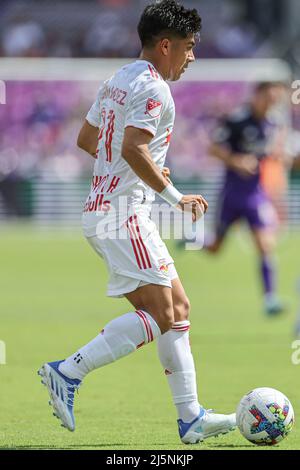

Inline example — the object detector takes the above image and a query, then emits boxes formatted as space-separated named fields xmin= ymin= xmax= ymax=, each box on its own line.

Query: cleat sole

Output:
xmin=181 ymin=425 xmax=236 ymax=444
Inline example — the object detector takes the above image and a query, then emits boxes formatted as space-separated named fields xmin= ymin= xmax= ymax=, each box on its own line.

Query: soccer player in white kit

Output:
xmin=38 ymin=0 xmax=236 ymax=444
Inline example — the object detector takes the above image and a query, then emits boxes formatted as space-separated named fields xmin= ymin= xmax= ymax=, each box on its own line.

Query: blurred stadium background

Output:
xmin=0 ymin=0 xmax=300 ymax=227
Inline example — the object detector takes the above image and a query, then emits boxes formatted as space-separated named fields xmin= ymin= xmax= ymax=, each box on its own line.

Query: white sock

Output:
xmin=157 ymin=321 xmax=201 ymax=423
xmin=59 ymin=310 xmax=160 ymax=380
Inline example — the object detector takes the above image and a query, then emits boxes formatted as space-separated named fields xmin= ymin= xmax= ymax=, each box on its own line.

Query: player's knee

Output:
xmin=256 ymin=234 xmax=275 ymax=255
xmin=174 ymin=296 xmax=191 ymax=322
xmin=157 ymin=308 xmax=174 ymax=334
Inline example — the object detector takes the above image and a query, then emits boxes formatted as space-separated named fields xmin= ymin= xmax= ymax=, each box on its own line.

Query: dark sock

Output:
xmin=261 ymin=255 xmax=276 ymax=296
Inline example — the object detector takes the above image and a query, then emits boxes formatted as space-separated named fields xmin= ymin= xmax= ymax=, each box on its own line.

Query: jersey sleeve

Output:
xmin=85 ymin=83 xmax=105 ymax=128
xmin=124 ymin=79 xmax=169 ymax=137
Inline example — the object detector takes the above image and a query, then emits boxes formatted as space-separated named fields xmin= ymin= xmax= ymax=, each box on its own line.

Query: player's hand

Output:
xmin=177 ymin=194 xmax=208 ymax=222
xmin=230 ymin=154 xmax=258 ymax=177
xmin=162 ymin=167 xmax=173 ymax=185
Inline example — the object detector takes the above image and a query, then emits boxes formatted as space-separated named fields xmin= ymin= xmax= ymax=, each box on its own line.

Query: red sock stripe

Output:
xmin=172 ymin=327 xmax=190 ymax=332
xmin=136 ymin=310 xmax=153 ymax=343
xmin=138 ymin=310 xmax=154 ymax=342
xmin=133 ymin=215 xmax=152 ymax=268
xmin=172 ymin=325 xmax=190 ymax=332
xmin=136 ymin=310 xmax=150 ymax=343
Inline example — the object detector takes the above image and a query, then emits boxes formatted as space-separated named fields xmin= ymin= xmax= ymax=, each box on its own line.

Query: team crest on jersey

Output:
xmin=145 ymin=98 xmax=162 ymax=118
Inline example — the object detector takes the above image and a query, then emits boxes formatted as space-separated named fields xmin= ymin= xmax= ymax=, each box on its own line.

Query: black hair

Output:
xmin=255 ymin=81 xmax=285 ymax=93
xmin=138 ymin=0 xmax=202 ymax=48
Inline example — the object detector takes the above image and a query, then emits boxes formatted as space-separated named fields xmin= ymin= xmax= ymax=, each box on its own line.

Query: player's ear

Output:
xmin=160 ymin=38 xmax=171 ymax=56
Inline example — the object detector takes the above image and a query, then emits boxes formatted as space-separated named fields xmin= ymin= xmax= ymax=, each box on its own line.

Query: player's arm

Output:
xmin=122 ymin=127 xmax=207 ymax=221
xmin=77 ymin=83 xmax=106 ymax=158
xmin=122 ymin=126 xmax=170 ymax=193
xmin=210 ymin=119 xmax=258 ymax=177
xmin=77 ymin=120 xmax=98 ymax=158
xmin=162 ymin=166 xmax=172 ymax=184
xmin=209 ymin=143 xmax=258 ymax=177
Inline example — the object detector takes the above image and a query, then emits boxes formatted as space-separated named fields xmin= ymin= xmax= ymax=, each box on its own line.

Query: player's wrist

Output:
xmin=226 ymin=154 xmax=238 ymax=169
xmin=159 ymin=184 xmax=183 ymax=207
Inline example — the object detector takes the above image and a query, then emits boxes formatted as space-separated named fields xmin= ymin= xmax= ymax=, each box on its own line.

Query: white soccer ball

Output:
xmin=236 ymin=387 xmax=295 ymax=446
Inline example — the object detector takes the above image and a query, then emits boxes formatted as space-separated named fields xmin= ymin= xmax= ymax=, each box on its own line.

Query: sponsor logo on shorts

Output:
xmin=158 ymin=258 xmax=169 ymax=273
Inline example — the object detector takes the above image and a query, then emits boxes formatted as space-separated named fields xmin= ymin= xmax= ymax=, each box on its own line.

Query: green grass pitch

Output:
xmin=0 ymin=225 xmax=299 ymax=450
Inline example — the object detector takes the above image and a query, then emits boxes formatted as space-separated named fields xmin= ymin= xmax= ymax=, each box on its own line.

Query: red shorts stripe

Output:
xmin=126 ymin=222 xmax=142 ymax=270
xmin=133 ymin=215 xmax=152 ymax=268
xmin=129 ymin=217 xmax=147 ymax=270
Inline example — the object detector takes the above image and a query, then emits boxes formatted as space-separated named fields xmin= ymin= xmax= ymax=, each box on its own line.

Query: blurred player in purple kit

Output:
xmin=206 ymin=82 xmax=287 ymax=315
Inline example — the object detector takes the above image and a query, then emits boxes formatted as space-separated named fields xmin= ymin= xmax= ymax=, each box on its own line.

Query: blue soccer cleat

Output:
xmin=178 ymin=408 xmax=236 ymax=444
xmin=38 ymin=360 xmax=81 ymax=432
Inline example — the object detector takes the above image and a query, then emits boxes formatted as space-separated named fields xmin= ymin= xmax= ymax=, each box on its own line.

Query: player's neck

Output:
xmin=251 ymin=103 xmax=267 ymax=120
xmin=138 ymin=51 xmax=167 ymax=81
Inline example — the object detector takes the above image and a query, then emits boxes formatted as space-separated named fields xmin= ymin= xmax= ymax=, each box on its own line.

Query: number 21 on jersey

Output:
xmin=96 ymin=107 xmax=115 ymax=162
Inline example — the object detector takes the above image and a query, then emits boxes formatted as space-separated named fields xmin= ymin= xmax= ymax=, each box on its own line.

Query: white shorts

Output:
xmin=86 ymin=214 xmax=178 ymax=298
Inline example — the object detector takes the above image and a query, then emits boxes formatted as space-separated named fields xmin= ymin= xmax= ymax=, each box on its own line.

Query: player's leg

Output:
xmin=58 ymin=282 xmax=172 ymax=380
xmin=204 ymin=233 xmax=224 ymax=253
xmin=123 ymin=282 xmax=174 ymax=333
xmin=157 ymin=274 xmax=200 ymax=423
xmin=204 ymin=191 xmax=237 ymax=254
xmin=39 ymin=218 xmax=175 ymax=431
xmin=170 ymin=276 xmax=235 ymax=442
xmin=39 ymin=282 xmax=171 ymax=431
xmin=126 ymin=272 xmax=236 ymax=443
xmin=251 ymin=227 xmax=284 ymax=314
xmin=127 ymin=271 xmax=199 ymax=422
xmin=246 ymin=192 xmax=284 ymax=314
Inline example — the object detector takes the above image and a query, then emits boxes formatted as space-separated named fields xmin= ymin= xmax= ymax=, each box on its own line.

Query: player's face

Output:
xmin=256 ymin=86 xmax=285 ymax=114
xmin=168 ymin=35 xmax=196 ymax=81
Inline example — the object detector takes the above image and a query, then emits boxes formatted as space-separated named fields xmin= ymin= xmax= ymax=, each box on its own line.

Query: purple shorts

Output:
xmin=216 ymin=188 xmax=277 ymax=237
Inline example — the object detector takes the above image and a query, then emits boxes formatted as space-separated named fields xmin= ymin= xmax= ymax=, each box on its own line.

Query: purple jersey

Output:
xmin=213 ymin=106 xmax=277 ymax=195
xmin=213 ymin=106 xmax=279 ymax=236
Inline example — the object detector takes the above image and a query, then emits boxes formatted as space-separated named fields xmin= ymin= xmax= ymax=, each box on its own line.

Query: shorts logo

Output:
xmin=145 ymin=98 xmax=162 ymax=118
xmin=158 ymin=258 xmax=168 ymax=273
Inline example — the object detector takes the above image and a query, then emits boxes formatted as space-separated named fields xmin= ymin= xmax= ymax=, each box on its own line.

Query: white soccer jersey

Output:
xmin=82 ymin=59 xmax=175 ymax=237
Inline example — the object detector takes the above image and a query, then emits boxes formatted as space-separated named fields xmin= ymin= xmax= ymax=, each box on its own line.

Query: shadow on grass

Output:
xmin=206 ymin=443 xmax=275 ymax=449
xmin=0 ymin=444 xmax=125 ymax=450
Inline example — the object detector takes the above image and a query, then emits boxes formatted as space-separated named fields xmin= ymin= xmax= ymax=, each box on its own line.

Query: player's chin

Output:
xmin=169 ymin=75 xmax=181 ymax=82
xmin=170 ymin=69 xmax=185 ymax=81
